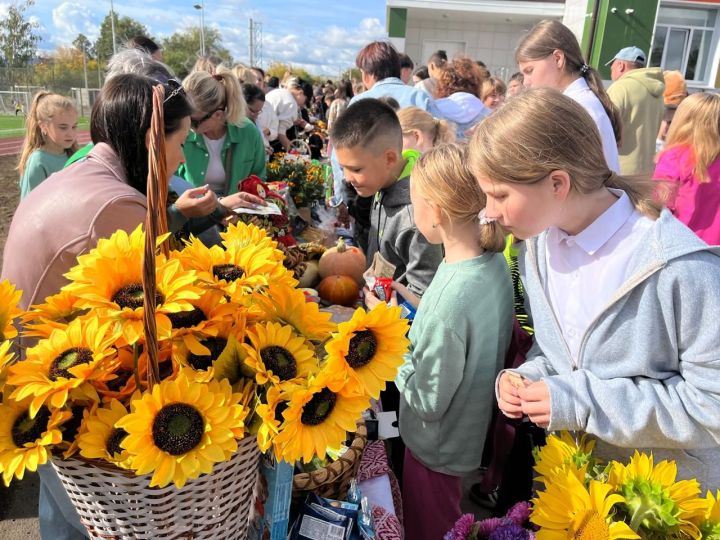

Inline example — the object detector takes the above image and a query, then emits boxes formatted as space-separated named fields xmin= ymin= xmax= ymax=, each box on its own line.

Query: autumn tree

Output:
xmin=162 ymin=27 xmax=232 ymax=79
xmin=266 ymin=62 xmax=318 ymax=84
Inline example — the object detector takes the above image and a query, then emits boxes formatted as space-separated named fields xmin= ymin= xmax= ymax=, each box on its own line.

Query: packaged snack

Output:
xmin=363 ymin=253 xmax=396 ymax=303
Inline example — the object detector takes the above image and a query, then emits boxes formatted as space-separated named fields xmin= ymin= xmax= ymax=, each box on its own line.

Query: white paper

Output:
xmin=232 ymin=201 xmax=282 ymax=216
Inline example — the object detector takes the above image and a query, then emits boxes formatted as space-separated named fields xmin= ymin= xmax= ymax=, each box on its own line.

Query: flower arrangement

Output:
xmin=0 ymin=222 xmax=410 ymax=489
xmin=447 ymin=431 xmax=720 ymax=540
xmin=267 ymin=153 xmax=326 ymax=207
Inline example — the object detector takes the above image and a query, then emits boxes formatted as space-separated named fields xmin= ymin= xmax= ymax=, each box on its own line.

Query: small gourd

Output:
xmin=318 ymin=238 xmax=365 ymax=285
xmin=317 ymin=275 xmax=360 ymax=307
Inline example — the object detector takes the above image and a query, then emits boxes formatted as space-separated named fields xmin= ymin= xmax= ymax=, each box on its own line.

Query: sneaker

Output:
xmin=468 ymin=483 xmax=499 ymax=509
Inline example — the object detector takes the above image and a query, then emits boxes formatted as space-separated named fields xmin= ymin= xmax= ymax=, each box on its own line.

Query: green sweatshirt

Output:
xmin=21 ymin=149 xmax=69 ymax=199
xmin=396 ymin=252 xmax=513 ymax=475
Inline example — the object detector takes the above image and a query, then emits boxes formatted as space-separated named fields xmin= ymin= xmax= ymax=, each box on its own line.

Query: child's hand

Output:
xmin=497 ymin=372 xmax=526 ymax=419
xmin=390 ymin=282 xmax=420 ymax=309
xmin=363 ymin=287 xmax=397 ymax=310
xmin=518 ymin=380 xmax=551 ymax=428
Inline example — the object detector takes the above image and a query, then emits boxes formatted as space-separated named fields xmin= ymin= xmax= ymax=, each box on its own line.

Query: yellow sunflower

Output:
xmin=534 ymin=431 xmax=596 ymax=486
xmin=169 ymin=289 xmax=238 ymax=354
xmin=63 ymin=225 xmax=201 ymax=346
xmin=77 ymin=399 xmax=133 ymax=469
xmin=607 ymin=451 xmax=708 ymax=538
xmin=252 ymin=385 xmax=295 ymax=456
xmin=0 ymin=397 xmax=71 ymax=486
xmin=251 ymin=283 xmax=335 ymax=341
xmin=220 ymin=221 xmax=279 ymax=252
xmin=0 ymin=340 xmax=16 ymax=395
xmin=243 ymin=322 xmax=318 ymax=388
xmin=324 ymin=303 xmax=409 ymax=399
xmin=8 ymin=318 xmax=120 ymax=417
xmin=531 ymin=469 xmax=639 ymax=540
xmin=116 ymin=368 xmax=247 ymax=488
xmin=274 ymin=369 xmax=368 ymax=463
xmin=175 ymin=315 xmax=247 ymax=380
xmin=0 ymin=279 xmax=23 ymax=342
xmin=22 ymin=290 xmax=87 ymax=339
xmin=694 ymin=490 xmax=720 ymax=538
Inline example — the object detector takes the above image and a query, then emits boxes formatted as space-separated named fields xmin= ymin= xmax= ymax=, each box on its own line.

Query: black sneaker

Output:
xmin=468 ymin=483 xmax=499 ymax=510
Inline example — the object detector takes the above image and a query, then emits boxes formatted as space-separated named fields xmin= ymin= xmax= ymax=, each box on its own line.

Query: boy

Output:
xmin=331 ymin=98 xmax=442 ymax=301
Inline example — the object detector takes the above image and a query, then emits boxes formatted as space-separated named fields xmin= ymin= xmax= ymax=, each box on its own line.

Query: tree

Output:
xmin=340 ymin=67 xmax=362 ymax=83
xmin=73 ymin=34 xmax=94 ymax=60
xmin=95 ymin=13 xmax=148 ymax=61
xmin=266 ymin=62 xmax=318 ymax=85
xmin=0 ymin=0 xmax=40 ymax=68
xmin=162 ymin=27 xmax=232 ymax=79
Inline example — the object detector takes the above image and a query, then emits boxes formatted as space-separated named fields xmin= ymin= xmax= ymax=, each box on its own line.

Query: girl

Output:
xmin=471 ymin=87 xmax=720 ymax=490
xmin=654 ymin=92 xmax=720 ymax=245
xmin=396 ymin=143 xmax=513 ymax=540
xmin=17 ymin=92 xmax=79 ymax=199
xmin=397 ymin=106 xmax=455 ymax=154
xmin=516 ymin=19 xmax=621 ymax=173
xmin=481 ymin=77 xmax=507 ymax=111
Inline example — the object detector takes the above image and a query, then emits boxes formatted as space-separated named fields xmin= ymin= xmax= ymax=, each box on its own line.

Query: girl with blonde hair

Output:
xmin=471 ymin=87 xmax=720 ymax=491
xmin=397 ymin=106 xmax=455 ymax=153
xmin=18 ymin=91 xmax=79 ymax=198
xmin=480 ymin=77 xmax=507 ymax=111
xmin=654 ymin=92 xmax=720 ymax=244
xmin=396 ymin=143 xmax=512 ymax=540
xmin=516 ymin=19 xmax=621 ymax=172
xmin=178 ymin=68 xmax=266 ymax=197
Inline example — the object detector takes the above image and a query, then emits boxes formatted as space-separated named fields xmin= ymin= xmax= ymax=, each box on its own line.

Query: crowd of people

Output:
xmin=4 ymin=17 xmax=720 ymax=540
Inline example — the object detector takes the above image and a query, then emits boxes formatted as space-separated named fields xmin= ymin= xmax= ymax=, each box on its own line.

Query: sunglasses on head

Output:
xmin=162 ymin=78 xmax=185 ymax=103
xmin=190 ymin=107 xmax=225 ymax=129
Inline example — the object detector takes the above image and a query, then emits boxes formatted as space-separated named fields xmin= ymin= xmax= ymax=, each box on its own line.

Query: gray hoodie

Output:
xmin=366 ymin=174 xmax=443 ymax=297
xmin=510 ymin=210 xmax=720 ymax=489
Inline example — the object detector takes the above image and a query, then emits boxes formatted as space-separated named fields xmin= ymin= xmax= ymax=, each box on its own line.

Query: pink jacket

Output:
xmin=2 ymin=143 xmax=146 ymax=311
xmin=654 ymin=145 xmax=720 ymax=245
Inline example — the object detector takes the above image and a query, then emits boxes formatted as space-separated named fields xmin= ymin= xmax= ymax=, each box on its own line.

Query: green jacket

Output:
xmin=177 ymin=119 xmax=267 ymax=195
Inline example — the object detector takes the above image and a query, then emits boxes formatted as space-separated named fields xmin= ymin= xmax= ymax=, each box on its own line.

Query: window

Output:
xmin=650 ymin=5 xmax=718 ymax=84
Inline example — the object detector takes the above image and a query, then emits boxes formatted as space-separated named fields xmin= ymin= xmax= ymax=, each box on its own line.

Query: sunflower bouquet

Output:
xmin=267 ymin=153 xmax=326 ymax=207
xmin=0 ymin=221 xmax=410 ymax=491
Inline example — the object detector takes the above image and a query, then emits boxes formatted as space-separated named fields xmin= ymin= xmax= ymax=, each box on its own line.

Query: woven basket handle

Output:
xmin=142 ymin=84 xmax=170 ymax=390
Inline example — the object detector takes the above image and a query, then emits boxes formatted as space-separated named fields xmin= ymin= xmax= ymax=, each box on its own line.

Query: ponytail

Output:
xmin=433 ymin=117 xmax=455 ymax=145
xmin=397 ymin=106 xmax=456 ymax=147
xmin=583 ymin=66 xmax=622 ymax=144
xmin=183 ymin=68 xmax=247 ymax=127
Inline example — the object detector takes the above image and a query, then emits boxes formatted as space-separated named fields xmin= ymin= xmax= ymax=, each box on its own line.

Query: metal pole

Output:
xmin=110 ymin=0 xmax=117 ymax=55
xmin=249 ymin=18 xmax=253 ymax=66
xmin=200 ymin=1 xmax=205 ymax=57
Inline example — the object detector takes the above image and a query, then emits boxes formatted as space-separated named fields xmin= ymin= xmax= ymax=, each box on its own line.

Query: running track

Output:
xmin=0 ymin=132 xmax=91 ymax=157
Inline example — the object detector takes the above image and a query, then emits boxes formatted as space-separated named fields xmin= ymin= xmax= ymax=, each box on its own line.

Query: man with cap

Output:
xmin=606 ymin=46 xmax=665 ymax=175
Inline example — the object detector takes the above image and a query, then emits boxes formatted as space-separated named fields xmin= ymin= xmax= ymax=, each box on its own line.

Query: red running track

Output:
xmin=0 ymin=132 xmax=91 ymax=157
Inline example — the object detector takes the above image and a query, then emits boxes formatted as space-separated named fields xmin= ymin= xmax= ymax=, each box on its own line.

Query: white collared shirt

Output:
xmin=563 ymin=77 xmax=621 ymax=174
xmin=545 ymin=189 xmax=654 ymax=363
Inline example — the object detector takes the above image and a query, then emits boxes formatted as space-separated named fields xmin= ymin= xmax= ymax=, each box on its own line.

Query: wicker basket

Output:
xmin=52 ymin=435 xmax=259 ymax=540
xmin=292 ymin=421 xmax=367 ymax=504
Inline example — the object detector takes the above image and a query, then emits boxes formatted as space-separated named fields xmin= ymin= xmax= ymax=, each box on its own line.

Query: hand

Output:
xmin=497 ymin=372 xmax=527 ymax=419
xmin=363 ymin=287 xmax=397 ymax=309
xmin=390 ymin=282 xmax=419 ymax=309
xmin=518 ymin=380 xmax=551 ymax=428
xmin=219 ymin=192 xmax=266 ymax=211
xmin=174 ymin=186 xmax=218 ymax=218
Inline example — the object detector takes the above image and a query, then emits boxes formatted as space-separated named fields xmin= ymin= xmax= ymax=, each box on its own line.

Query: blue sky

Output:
xmin=6 ymin=0 xmax=389 ymax=75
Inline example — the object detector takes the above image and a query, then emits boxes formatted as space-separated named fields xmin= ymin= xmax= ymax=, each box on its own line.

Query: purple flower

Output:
xmin=488 ymin=522 xmax=530 ymax=540
xmin=505 ymin=501 xmax=532 ymax=525
xmin=475 ymin=517 xmax=504 ymax=537
xmin=444 ymin=513 xmax=477 ymax=540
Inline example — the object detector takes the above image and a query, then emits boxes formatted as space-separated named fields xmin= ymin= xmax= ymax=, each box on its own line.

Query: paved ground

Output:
xmin=0 ymin=476 xmax=41 ymax=539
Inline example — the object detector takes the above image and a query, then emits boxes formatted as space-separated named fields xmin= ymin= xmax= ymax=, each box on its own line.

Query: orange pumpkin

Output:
xmin=317 ymin=275 xmax=360 ymax=307
xmin=318 ymin=238 xmax=365 ymax=285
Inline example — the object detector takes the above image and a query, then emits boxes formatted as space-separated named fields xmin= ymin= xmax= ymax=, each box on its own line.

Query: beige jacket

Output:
xmin=2 ymin=143 xmax=146 ymax=311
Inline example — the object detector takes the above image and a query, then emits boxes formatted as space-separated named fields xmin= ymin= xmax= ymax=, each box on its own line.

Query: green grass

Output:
xmin=0 ymin=115 xmax=90 ymax=139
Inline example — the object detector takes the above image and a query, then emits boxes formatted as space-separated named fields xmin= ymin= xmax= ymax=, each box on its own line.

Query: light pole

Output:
xmin=110 ymin=0 xmax=117 ymax=55
xmin=193 ymin=1 xmax=205 ymax=57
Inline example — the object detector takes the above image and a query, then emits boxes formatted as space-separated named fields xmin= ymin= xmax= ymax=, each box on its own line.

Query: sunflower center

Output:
xmin=60 ymin=405 xmax=85 ymax=442
xmin=301 ymin=388 xmax=336 ymax=426
xmin=152 ymin=403 xmax=204 ymax=456
xmin=106 ymin=428 xmax=128 ymax=457
xmin=346 ymin=330 xmax=377 ymax=368
xmin=274 ymin=401 xmax=289 ymax=424
xmin=212 ymin=264 xmax=244 ymax=282
xmin=49 ymin=347 xmax=93 ymax=380
xmin=187 ymin=337 xmax=227 ymax=371
xmin=167 ymin=307 xmax=207 ymax=329
xmin=111 ymin=283 xmax=165 ymax=310
xmin=12 ymin=407 xmax=51 ymax=447
xmin=574 ymin=511 xmax=610 ymax=540
xmin=106 ymin=369 xmax=133 ymax=392
xmin=260 ymin=346 xmax=297 ymax=381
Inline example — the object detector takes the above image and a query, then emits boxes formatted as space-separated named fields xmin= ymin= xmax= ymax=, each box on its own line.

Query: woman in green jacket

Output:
xmin=178 ymin=69 xmax=267 ymax=196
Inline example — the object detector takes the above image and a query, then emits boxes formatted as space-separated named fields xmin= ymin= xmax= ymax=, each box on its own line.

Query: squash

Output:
xmin=318 ymin=238 xmax=365 ymax=285
xmin=317 ymin=275 xmax=360 ymax=307
xmin=298 ymin=260 xmax=321 ymax=288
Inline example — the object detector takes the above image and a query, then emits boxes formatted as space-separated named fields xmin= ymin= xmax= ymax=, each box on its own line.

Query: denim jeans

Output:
xmin=38 ymin=465 xmax=88 ymax=539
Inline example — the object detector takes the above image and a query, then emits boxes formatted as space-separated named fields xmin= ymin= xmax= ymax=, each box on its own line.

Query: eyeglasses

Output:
xmin=247 ymin=103 xmax=264 ymax=116
xmin=190 ymin=110 xmax=217 ymax=129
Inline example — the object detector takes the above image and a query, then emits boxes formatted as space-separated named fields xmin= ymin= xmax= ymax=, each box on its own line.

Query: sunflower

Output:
xmin=77 ymin=399 xmax=133 ymax=469
xmin=534 ymin=431 xmax=596 ymax=486
xmin=252 ymin=385 xmax=295 ymax=456
xmin=251 ymin=283 xmax=335 ymax=341
xmin=324 ymin=303 xmax=409 ymax=399
xmin=175 ymin=314 xmax=247 ymax=380
xmin=0 ymin=397 xmax=71 ymax=486
xmin=0 ymin=340 xmax=16 ymax=395
xmin=116 ymin=368 xmax=247 ymax=488
xmin=531 ymin=470 xmax=639 ymax=540
xmin=695 ymin=490 xmax=720 ymax=539
xmin=607 ymin=451 xmax=708 ymax=538
xmin=169 ymin=288 xmax=239 ymax=356
xmin=8 ymin=318 xmax=120 ymax=417
xmin=63 ymin=225 xmax=201 ymax=346
xmin=22 ymin=290 xmax=87 ymax=339
xmin=0 ymin=279 xmax=23 ymax=342
xmin=243 ymin=322 xmax=318 ymax=388
xmin=220 ymin=221 xmax=279 ymax=252
xmin=274 ymin=369 xmax=368 ymax=463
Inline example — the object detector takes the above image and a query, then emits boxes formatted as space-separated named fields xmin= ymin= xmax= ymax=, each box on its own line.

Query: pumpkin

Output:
xmin=317 ymin=275 xmax=360 ymax=307
xmin=318 ymin=238 xmax=365 ymax=285
xmin=298 ymin=260 xmax=321 ymax=288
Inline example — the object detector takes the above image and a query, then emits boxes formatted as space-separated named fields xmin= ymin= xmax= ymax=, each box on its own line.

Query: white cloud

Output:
xmin=52 ymin=2 xmax=100 ymax=44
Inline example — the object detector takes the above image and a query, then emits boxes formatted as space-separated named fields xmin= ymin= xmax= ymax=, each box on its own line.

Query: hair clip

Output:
xmin=478 ymin=208 xmax=496 ymax=226
xmin=163 ymin=79 xmax=185 ymax=103
xmin=580 ymin=64 xmax=590 ymax=75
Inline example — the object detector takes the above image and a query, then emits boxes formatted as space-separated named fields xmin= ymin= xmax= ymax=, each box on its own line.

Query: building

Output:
xmin=386 ymin=0 xmax=720 ymax=89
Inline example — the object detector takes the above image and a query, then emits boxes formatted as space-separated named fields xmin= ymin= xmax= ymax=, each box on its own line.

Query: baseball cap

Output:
xmin=605 ymin=46 xmax=647 ymax=66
